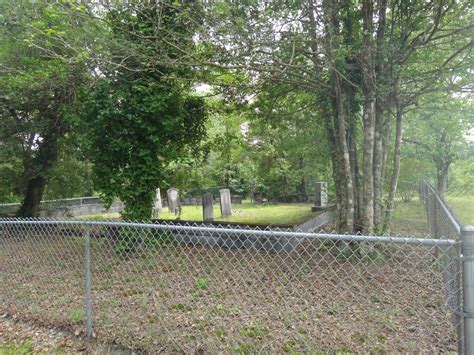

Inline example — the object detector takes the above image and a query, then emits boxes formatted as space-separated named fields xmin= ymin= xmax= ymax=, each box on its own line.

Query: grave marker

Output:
xmin=167 ymin=188 xmax=179 ymax=214
xmin=312 ymin=182 xmax=327 ymax=211
xmin=202 ymin=193 xmax=214 ymax=222
xmin=152 ymin=188 xmax=162 ymax=218
xmin=219 ymin=189 xmax=232 ymax=217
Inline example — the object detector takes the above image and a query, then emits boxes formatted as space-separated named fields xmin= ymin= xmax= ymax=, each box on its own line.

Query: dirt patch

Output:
xmin=0 ymin=312 xmax=132 ymax=354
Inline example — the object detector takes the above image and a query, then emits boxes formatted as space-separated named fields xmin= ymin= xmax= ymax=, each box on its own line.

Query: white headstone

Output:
xmin=167 ymin=188 xmax=179 ymax=214
xmin=219 ymin=189 xmax=232 ymax=218
xmin=153 ymin=188 xmax=163 ymax=218
xmin=315 ymin=182 xmax=327 ymax=208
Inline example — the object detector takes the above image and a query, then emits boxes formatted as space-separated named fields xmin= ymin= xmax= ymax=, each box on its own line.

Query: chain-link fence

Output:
xmin=420 ymin=178 xmax=474 ymax=354
xmin=1 ymin=213 xmax=469 ymax=353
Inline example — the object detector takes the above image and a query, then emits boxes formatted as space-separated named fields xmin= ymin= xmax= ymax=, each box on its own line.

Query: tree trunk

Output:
xmin=437 ymin=163 xmax=449 ymax=197
xmin=335 ymin=74 xmax=355 ymax=231
xmin=361 ymin=0 xmax=376 ymax=233
xmin=17 ymin=176 xmax=46 ymax=217
xmin=372 ymin=0 xmax=388 ymax=232
xmin=16 ymin=118 xmax=61 ymax=218
xmin=384 ymin=90 xmax=403 ymax=231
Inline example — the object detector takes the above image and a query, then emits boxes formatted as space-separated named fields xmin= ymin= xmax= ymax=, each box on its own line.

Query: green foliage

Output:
xmin=0 ymin=2 xmax=94 ymax=212
xmin=195 ymin=277 xmax=209 ymax=290
xmin=81 ymin=4 xmax=207 ymax=221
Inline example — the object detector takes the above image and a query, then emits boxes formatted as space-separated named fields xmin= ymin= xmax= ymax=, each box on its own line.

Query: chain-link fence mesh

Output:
xmin=420 ymin=178 xmax=466 ymax=352
xmin=0 ymin=216 xmax=462 ymax=352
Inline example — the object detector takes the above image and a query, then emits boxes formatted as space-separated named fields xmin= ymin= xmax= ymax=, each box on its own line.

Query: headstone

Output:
xmin=202 ymin=193 xmax=214 ymax=222
xmin=190 ymin=197 xmax=197 ymax=205
xmin=219 ymin=189 xmax=232 ymax=217
xmin=182 ymin=197 xmax=191 ymax=206
xmin=152 ymin=188 xmax=163 ymax=218
xmin=167 ymin=188 xmax=179 ymax=214
xmin=253 ymin=192 xmax=263 ymax=204
xmin=231 ymin=195 xmax=243 ymax=204
xmin=312 ymin=182 xmax=327 ymax=211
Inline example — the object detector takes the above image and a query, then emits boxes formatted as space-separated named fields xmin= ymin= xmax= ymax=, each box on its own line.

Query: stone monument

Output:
xmin=219 ymin=189 xmax=232 ymax=217
xmin=152 ymin=188 xmax=162 ymax=218
xmin=202 ymin=193 xmax=214 ymax=222
xmin=312 ymin=182 xmax=327 ymax=211
xmin=167 ymin=188 xmax=179 ymax=214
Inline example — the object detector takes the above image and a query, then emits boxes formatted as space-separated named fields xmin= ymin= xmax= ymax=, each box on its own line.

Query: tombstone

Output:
xmin=182 ymin=197 xmax=191 ymax=206
xmin=152 ymin=188 xmax=163 ymax=218
xmin=219 ymin=189 xmax=232 ymax=218
xmin=167 ymin=188 xmax=179 ymax=214
xmin=190 ymin=197 xmax=197 ymax=206
xmin=253 ymin=192 xmax=263 ymax=204
xmin=312 ymin=182 xmax=327 ymax=211
xmin=202 ymin=193 xmax=214 ymax=222
xmin=231 ymin=195 xmax=243 ymax=204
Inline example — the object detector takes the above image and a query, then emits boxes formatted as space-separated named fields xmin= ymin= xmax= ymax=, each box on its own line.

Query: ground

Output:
xmin=0 ymin=198 xmax=465 ymax=353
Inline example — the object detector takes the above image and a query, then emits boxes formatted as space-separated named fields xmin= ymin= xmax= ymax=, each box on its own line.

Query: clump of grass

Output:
xmin=239 ymin=321 xmax=267 ymax=339
xmin=68 ymin=308 xmax=84 ymax=322
xmin=195 ymin=277 xmax=208 ymax=290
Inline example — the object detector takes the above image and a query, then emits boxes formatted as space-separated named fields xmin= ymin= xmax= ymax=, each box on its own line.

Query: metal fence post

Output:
xmin=461 ymin=226 xmax=474 ymax=354
xmin=84 ymin=226 xmax=93 ymax=339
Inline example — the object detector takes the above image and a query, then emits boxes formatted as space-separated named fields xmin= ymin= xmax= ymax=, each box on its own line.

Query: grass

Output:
xmin=444 ymin=195 xmax=474 ymax=225
xmin=389 ymin=198 xmax=429 ymax=236
xmin=0 ymin=341 xmax=33 ymax=355
xmin=80 ymin=202 xmax=319 ymax=226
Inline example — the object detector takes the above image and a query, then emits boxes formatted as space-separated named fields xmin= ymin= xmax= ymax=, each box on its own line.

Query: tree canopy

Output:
xmin=0 ymin=1 xmax=472 ymax=230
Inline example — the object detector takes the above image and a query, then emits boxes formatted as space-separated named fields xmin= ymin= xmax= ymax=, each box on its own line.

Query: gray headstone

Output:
xmin=314 ymin=182 xmax=327 ymax=208
xmin=219 ymin=189 xmax=232 ymax=217
xmin=231 ymin=195 xmax=243 ymax=204
xmin=167 ymin=188 xmax=179 ymax=214
xmin=253 ymin=192 xmax=263 ymax=204
xmin=202 ymin=193 xmax=214 ymax=222
xmin=152 ymin=188 xmax=163 ymax=218
xmin=190 ymin=198 xmax=197 ymax=205
xmin=182 ymin=197 xmax=191 ymax=205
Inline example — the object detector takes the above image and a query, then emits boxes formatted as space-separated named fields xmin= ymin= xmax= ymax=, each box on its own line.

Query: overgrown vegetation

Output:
xmin=0 ymin=2 xmax=471 ymax=233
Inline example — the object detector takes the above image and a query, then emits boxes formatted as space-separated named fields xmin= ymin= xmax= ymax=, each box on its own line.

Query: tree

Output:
xmin=82 ymin=3 xmax=207 ymax=220
xmin=403 ymin=93 xmax=473 ymax=196
xmin=199 ymin=0 xmax=472 ymax=232
xmin=0 ymin=3 xmax=92 ymax=216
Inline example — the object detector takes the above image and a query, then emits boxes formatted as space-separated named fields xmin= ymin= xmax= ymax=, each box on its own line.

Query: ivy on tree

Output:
xmin=82 ymin=3 xmax=207 ymax=220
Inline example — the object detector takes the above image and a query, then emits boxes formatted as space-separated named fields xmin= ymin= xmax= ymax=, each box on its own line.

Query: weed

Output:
xmin=232 ymin=342 xmax=255 ymax=354
xmin=30 ymin=304 xmax=39 ymax=313
xmin=195 ymin=277 xmax=209 ymax=290
xmin=239 ymin=322 xmax=267 ymax=339
xmin=325 ymin=304 xmax=340 ymax=316
xmin=352 ymin=332 xmax=369 ymax=344
xmin=214 ymin=328 xmax=228 ymax=339
xmin=69 ymin=308 xmax=84 ymax=322
xmin=209 ymin=304 xmax=240 ymax=317
xmin=170 ymin=303 xmax=193 ymax=312
xmin=0 ymin=340 xmax=33 ymax=354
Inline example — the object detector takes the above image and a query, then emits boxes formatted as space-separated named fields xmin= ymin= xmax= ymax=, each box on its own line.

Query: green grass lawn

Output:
xmin=79 ymin=202 xmax=318 ymax=226
xmin=444 ymin=195 xmax=474 ymax=226
xmin=390 ymin=199 xmax=429 ymax=236
xmin=160 ymin=202 xmax=318 ymax=225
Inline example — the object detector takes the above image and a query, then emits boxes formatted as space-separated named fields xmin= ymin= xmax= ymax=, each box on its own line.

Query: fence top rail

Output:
xmin=0 ymin=196 xmax=102 ymax=207
xmin=422 ymin=178 xmax=462 ymax=233
xmin=0 ymin=218 xmax=458 ymax=246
